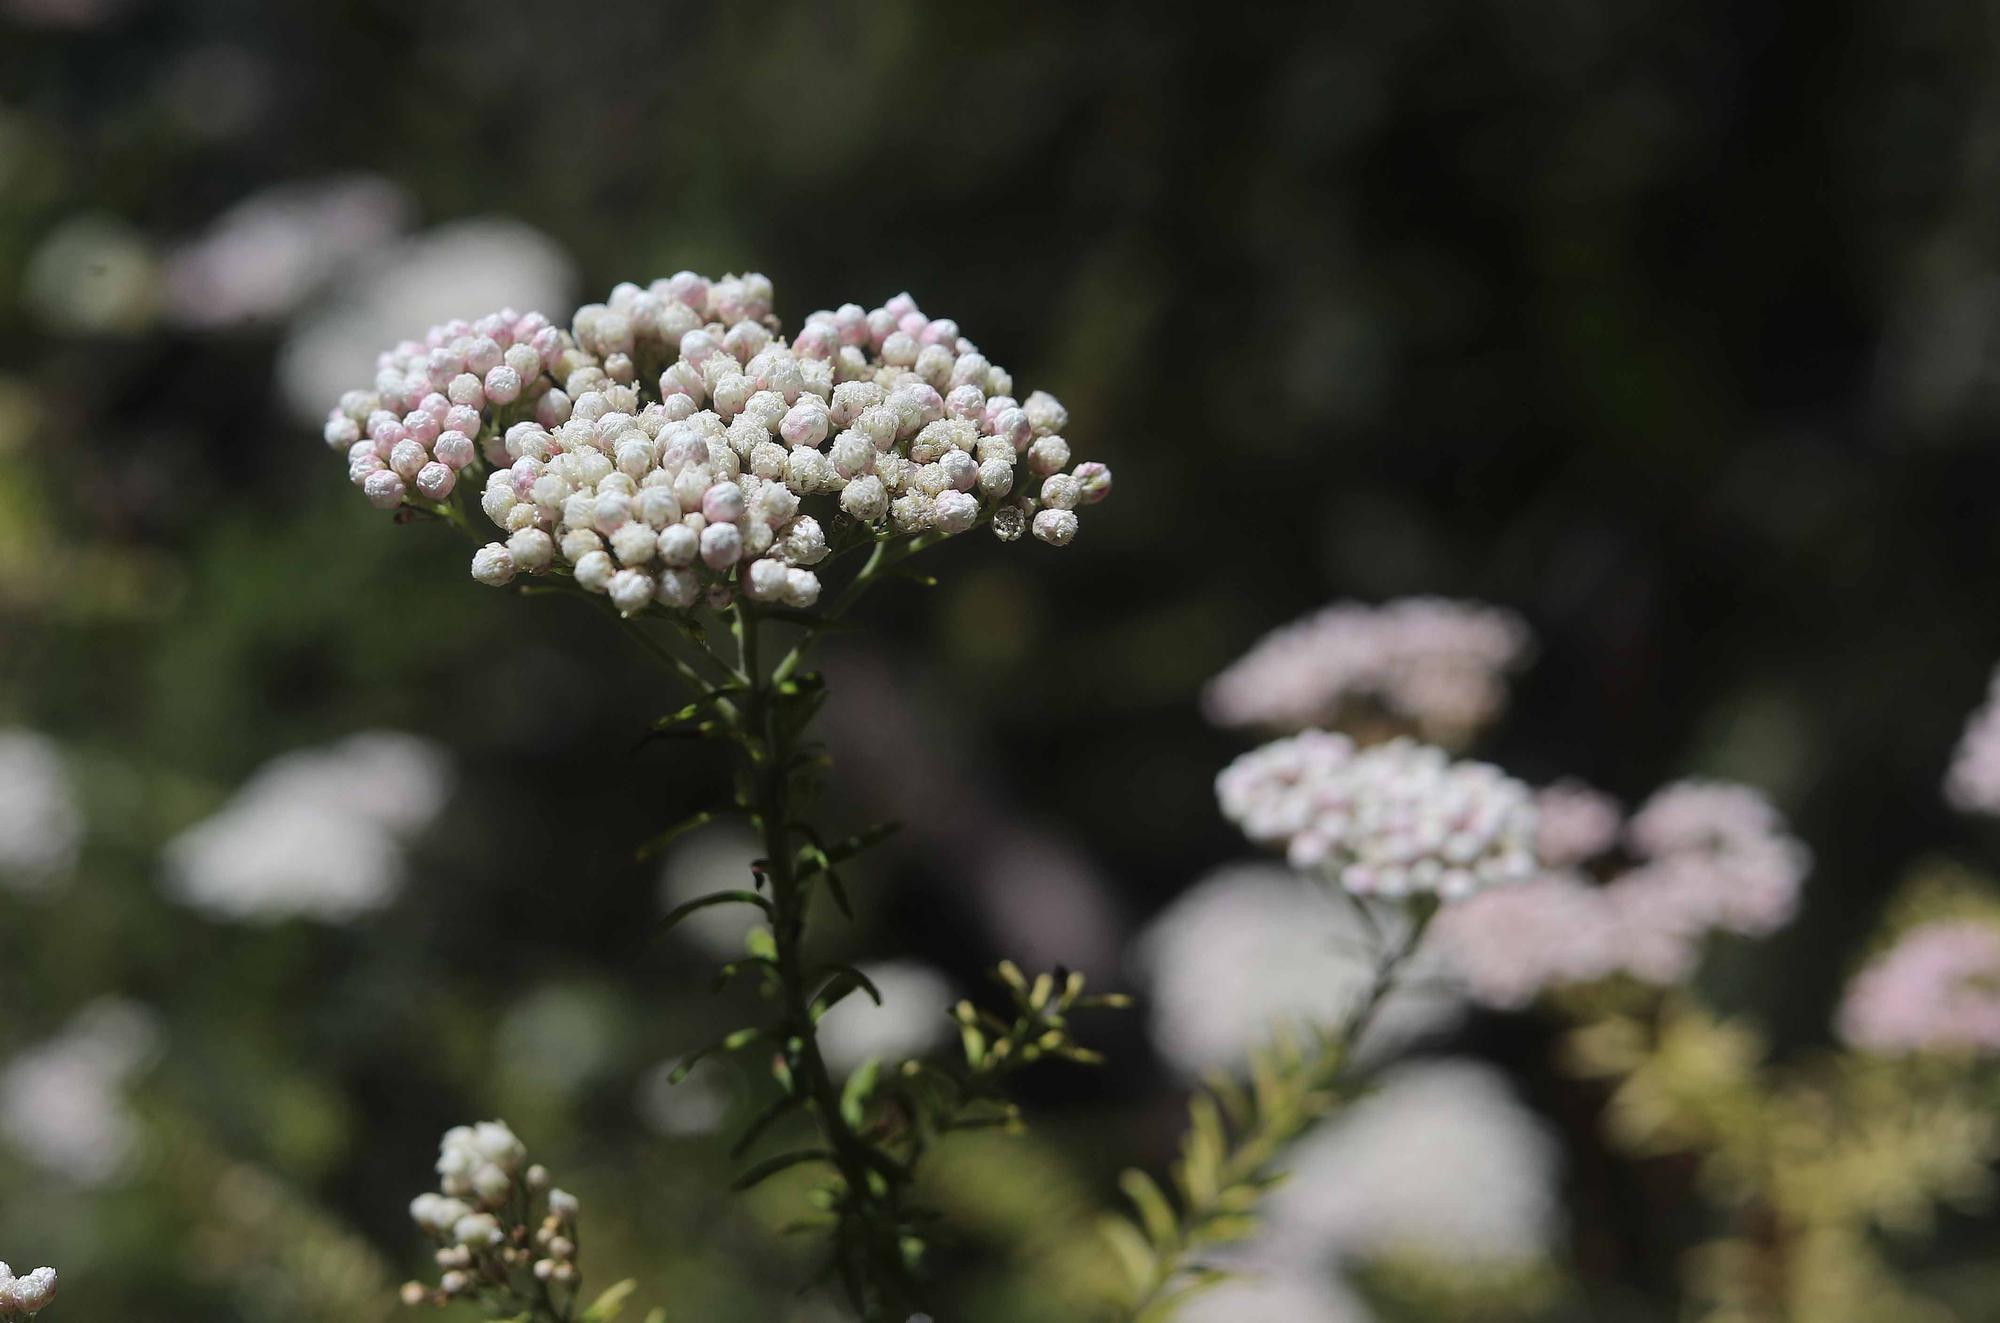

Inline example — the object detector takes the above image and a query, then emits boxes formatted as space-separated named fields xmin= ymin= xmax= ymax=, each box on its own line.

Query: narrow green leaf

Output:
xmin=670 ymin=1026 xmax=769 ymax=1083
xmin=658 ymin=888 xmax=774 ymax=936
xmin=579 ymin=1279 xmax=639 ymax=1322
xmin=1099 ymin=1217 xmax=1157 ymax=1293
xmin=810 ymin=964 xmax=883 ymax=1019
xmin=636 ymin=810 xmax=718 ymax=862
xmin=1119 ymin=1169 xmax=1180 ymax=1247
xmin=839 ymin=1057 xmax=881 ymax=1129
xmin=730 ymin=1090 xmax=806 ymax=1159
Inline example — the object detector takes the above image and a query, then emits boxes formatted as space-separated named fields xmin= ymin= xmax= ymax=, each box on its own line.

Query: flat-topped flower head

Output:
xmin=1838 ymin=919 xmax=2000 ymax=1054
xmin=1217 ymin=732 xmax=1538 ymax=902
xmin=1204 ymin=598 xmax=1532 ymax=746
xmin=1431 ymin=778 xmax=1811 ymax=1008
xmin=321 ymin=275 xmax=1111 ymax=618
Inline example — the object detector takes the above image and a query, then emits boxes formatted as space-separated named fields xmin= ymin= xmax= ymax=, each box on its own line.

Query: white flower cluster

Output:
xmin=0 ymin=729 xmax=82 ymax=894
xmin=0 ymin=1264 xmax=57 ymax=1319
xmin=162 ymin=732 xmax=451 ymax=923
xmin=0 ymin=999 xmax=160 ymax=1186
xmin=1946 ymin=665 xmax=2000 ymax=815
xmin=1262 ymin=1059 xmax=1564 ymax=1269
xmin=1133 ymin=865 xmax=1459 ymax=1078
xmin=1217 ymin=733 xmax=1538 ymax=901
xmin=1430 ymin=779 xmax=1811 ymax=1008
xmin=406 ymin=1121 xmax=583 ymax=1307
xmin=323 ymin=275 xmax=1112 ymax=618
xmin=1203 ymin=598 xmax=1532 ymax=745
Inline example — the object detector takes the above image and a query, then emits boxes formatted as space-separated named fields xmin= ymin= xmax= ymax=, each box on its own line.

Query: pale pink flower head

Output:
xmin=1837 ymin=920 xmax=2000 ymax=1053
xmin=1204 ymin=598 xmax=1532 ymax=746
xmin=1217 ymin=732 xmax=1537 ymax=902
xmin=1433 ymin=777 xmax=1809 ymax=1008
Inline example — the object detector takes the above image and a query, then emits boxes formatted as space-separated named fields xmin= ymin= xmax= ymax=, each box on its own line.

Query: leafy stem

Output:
xmin=1104 ymin=899 xmax=1436 ymax=1321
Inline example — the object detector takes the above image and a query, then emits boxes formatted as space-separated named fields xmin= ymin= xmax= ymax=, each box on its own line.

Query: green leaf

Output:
xmin=731 ymin=1148 xmax=837 ymax=1191
xmin=819 ymin=866 xmax=854 ymax=919
xmin=658 ymin=888 xmax=774 ymax=935
xmin=642 ymin=1311 xmax=667 ymax=1323
xmin=839 ymin=1057 xmax=881 ymax=1129
xmin=579 ymin=1278 xmax=639 ymax=1321
xmin=1099 ymin=1216 xmax=1158 ymax=1294
xmin=636 ymin=810 xmax=720 ymax=862
xmin=1120 ymin=1169 xmax=1180 ymax=1248
xmin=810 ymin=964 xmax=883 ymax=1019
xmin=729 ymin=1090 xmax=806 ymax=1159
xmin=671 ymin=1026 xmax=770 ymax=1083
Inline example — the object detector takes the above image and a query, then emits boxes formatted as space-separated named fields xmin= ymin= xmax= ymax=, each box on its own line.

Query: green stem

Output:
xmin=737 ymin=604 xmax=915 ymax=1320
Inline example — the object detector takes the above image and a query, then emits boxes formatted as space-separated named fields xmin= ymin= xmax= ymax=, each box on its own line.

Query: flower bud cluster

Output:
xmin=1837 ymin=919 xmax=2000 ymax=1053
xmin=0 ymin=1264 xmax=56 ymax=1319
xmin=1204 ymin=598 xmax=1532 ymax=745
xmin=1217 ymin=732 xmax=1539 ymax=901
xmin=324 ymin=275 xmax=1113 ymax=618
xmin=403 ymin=1121 xmax=582 ymax=1309
xmin=1430 ymin=779 xmax=1811 ymax=1007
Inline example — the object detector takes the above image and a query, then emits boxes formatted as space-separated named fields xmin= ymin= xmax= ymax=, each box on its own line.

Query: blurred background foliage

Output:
xmin=4 ymin=0 xmax=2000 ymax=1319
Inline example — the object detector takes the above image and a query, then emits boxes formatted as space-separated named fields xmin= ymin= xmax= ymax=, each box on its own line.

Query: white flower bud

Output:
xmin=933 ymin=490 xmax=979 ymax=535
xmin=891 ymin=491 xmax=935 ymax=532
xmin=782 ymin=516 xmax=828 ymax=565
xmin=746 ymin=557 xmax=790 ymax=601
xmin=574 ymin=550 xmax=615 ymax=592
xmin=548 ymin=1188 xmax=579 ymax=1221
xmin=454 ymin=1213 xmax=505 ymax=1249
xmin=829 ymin=431 xmax=874 ymax=480
xmin=560 ymin=529 xmax=602 ymax=563
xmin=472 ymin=1162 xmax=512 ymax=1204
xmin=784 ymin=568 xmax=821 ymax=608
xmin=1040 ymin=472 xmax=1082 ymax=510
xmin=507 ymin=527 xmax=554 ymax=572
xmin=609 ymin=521 xmax=658 ymax=565
xmin=1027 ymin=435 xmax=1071 ymax=475
xmin=699 ymin=521 xmax=743 ymax=569
xmin=657 ymin=523 xmax=699 ymax=567
xmin=1031 ymin=507 xmax=1078 ymax=546
xmin=440 ymin=1269 xmax=470 ymax=1296
xmin=636 ymin=486 xmax=681 ymax=528
xmin=447 ymin=373 xmax=485 ymax=409
xmin=363 ymin=469 xmax=407 ymax=509
xmin=940 ymin=448 xmax=979 ymax=491
xmin=976 ymin=457 xmax=1014 ymax=498
xmin=609 ymin=568 xmax=654 ymax=615
xmin=840 ymin=475 xmax=888 ymax=522
xmin=1023 ymin=389 xmax=1067 ymax=435
xmin=655 ymin=567 xmax=700 ymax=608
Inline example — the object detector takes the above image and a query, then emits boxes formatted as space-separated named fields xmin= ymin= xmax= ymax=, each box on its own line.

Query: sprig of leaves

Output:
xmin=1098 ymin=1031 xmax=1348 ymax=1321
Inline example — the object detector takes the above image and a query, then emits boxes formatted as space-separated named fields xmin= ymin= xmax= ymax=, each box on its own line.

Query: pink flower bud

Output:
xmin=701 ymin=481 xmax=745 ymax=524
xmin=699 ymin=521 xmax=742 ymax=569
xmin=484 ymin=364 xmax=522 ymax=404
xmin=447 ymin=373 xmax=485 ymax=409
xmin=416 ymin=462 xmax=457 ymax=500
xmin=402 ymin=410 xmax=441 ymax=446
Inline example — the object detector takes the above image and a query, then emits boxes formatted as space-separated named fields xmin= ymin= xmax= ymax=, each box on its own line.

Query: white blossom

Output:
xmin=1262 ymin=1059 xmax=1563 ymax=1270
xmin=0 ymin=999 xmax=160 ymax=1186
xmin=1133 ymin=865 xmax=1459 ymax=1078
xmin=164 ymin=175 xmax=412 ymax=328
xmin=162 ymin=732 xmax=451 ymax=923
xmin=0 ymin=730 xmax=82 ymax=893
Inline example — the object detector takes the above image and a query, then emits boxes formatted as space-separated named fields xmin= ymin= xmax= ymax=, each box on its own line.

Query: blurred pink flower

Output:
xmin=1838 ymin=920 xmax=2000 ymax=1053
